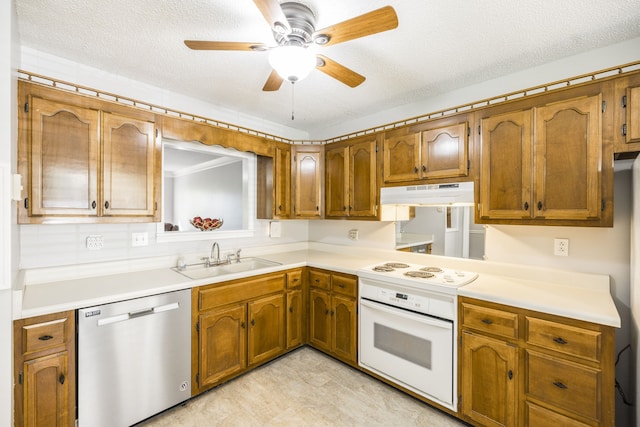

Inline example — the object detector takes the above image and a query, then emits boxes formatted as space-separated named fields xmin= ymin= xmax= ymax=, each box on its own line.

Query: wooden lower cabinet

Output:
xmin=308 ymin=268 xmax=358 ymax=365
xmin=459 ymin=297 xmax=615 ymax=427
xmin=192 ymin=272 xmax=287 ymax=394
xmin=14 ymin=311 xmax=76 ymax=427
xmin=285 ymin=269 xmax=305 ymax=349
xmin=461 ymin=332 xmax=517 ymax=427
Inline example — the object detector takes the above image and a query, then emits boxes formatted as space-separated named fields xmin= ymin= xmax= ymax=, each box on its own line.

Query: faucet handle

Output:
xmin=235 ymin=248 xmax=241 ymax=262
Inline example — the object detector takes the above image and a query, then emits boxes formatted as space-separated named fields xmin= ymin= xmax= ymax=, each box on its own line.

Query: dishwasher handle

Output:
xmin=97 ymin=302 xmax=180 ymax=326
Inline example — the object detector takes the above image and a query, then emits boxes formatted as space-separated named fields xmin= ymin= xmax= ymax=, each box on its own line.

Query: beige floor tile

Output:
xmin=137 ymin=347 xmax=467 ymax=427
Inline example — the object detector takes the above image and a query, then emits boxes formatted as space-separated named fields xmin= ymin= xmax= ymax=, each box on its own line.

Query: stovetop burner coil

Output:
xmin=420 ymin=267 xmax=443 ymax=273
xmin=384 ymin=262 xmax=410 ymax=268
xmin=404 ymin=271 xmax=436 ymax=279
xmin=372 ymin=265 xmax=395 ymax=272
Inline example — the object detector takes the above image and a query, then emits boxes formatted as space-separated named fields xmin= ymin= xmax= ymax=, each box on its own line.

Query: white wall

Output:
xmin=1 ymin=0 xmax=18 ymax=425
xmin=632 ymin=157 xmax=640 ymax=427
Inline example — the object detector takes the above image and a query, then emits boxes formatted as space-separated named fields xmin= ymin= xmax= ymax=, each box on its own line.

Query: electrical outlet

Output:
xmin=86 ymin=235 xmax=104 ymax=250
xmin=348 ymin=229 xmax=359 ymax=240
xmin=554 ymin=238 xmax=569 ymax=256
xmin=131 ymin=232 xmax=149 ymax=247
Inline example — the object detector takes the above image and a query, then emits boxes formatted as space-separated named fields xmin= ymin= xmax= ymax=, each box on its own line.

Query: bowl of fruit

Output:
xmin=190 ymin=217 xmax=223 ymax=231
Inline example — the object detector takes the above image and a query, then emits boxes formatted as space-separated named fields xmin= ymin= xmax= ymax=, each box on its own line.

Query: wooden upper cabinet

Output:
xmin=274 ymin=143 xmax=292 ymax=218
xmin=18 ymin=81 xmax=161 ymax=223
xmin=325 ymin=137 xmax=378 ymax=218
xmin=325 ymin=145 xmax=349 ymax=217
xmin=383 ymin=133 xmax=420 ymax=182
xmin=479 ymin=94 xmax=603 ymax=223
xmin=101 ymin=112 xmax=156 ymax=217
xmin=28 ymin=97 xmax=100 ymax=217
xmin=292 ymin=145 xmax=323 ymax=218
xmin=479 ymin=109 xmax=533 ymax=219
xmin=534 ymin=95 xmax=602 ymax=220
xmin=421 ymin=122 xmax=468 ymax=179
xmin=624 ymin=85 xmax=640 ymax=144
xmin=383 ymin=122 xmax=469 ymax=184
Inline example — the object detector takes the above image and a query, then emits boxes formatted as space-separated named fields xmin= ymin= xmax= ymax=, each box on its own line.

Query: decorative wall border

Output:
xmin=18 ymin=60 xmax=640 ymax=145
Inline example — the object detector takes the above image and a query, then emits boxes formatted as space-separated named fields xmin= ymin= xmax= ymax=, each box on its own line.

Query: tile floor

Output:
xmin=137 ymin=347 xmax=467 ymax=426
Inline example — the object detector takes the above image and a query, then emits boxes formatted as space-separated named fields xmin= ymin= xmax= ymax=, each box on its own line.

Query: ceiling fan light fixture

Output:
xmin=268 ymin=45 xmax=316 ymax=83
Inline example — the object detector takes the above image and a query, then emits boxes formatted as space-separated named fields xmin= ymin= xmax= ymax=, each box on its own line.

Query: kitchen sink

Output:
xmin=172 ymin=257 xmax=282 ymax=280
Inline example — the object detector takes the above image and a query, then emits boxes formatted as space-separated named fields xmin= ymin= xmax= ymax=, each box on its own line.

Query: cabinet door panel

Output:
xmin=23 ymin=352 xmax=69 ymax=427
xmin=30 ymin=97 xmax=99 ymax=216
xmin=534 ymin=95 xmax=601 ymax=219
xmin=248 ymin=294 xmax=285 ymax=365
xmin=461 ymin=332 xmax=517 ymax=427
xmin=422 ymin=122 xmax=468 ymax=178
xmin=349 ymin=140 xmax=377 ymax=217
xmin=331 ymin=295 xmax=357 ymax=363
xmin=199 ymin=305 xmax=246 ymax=387
xmin=102 ymin=112 xmax=156 ymax=216
xmin=274 ymin=143 xmax=291 ymax=218
xmin=309 ymin=290 xmax=331 ymax=351
xmin=286 ymin=290 xmax=303 ymax=349
xmin=480 ymin=110 xmax=533 ymax=219
xmin=325 ymin=145 xmax=349 ymax=217
xmin=293 ymin=149 xmax=323 ymax=217
xmin=625 ymin=86 xmax=640 ymax=144
xmin=383 ymin=133 xmax=420 ymax=182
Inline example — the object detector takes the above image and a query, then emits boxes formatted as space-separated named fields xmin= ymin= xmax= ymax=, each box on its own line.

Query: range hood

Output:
xmin=380 ymin=182 xmax=475 ymax=206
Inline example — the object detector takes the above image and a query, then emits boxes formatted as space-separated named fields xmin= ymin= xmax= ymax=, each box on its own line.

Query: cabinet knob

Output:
xmin=343 ymin=206 xmax=347 ymax=211
xmin=325 ymin=309 xmax=329 ymax=315
xmin=524 ymin=202 xmax=529 ymax=211
xmin=316 ymin=206 xmax=319 ymax=211
xmin=413 ymin=166 xmax=418 ymax=173
xmin=105 ymin=201 xmax=110 ymax=209
xmin=241 ymin=322 xmax=246 ymax=329
xmin=422 ymin=165 xmax=426 ymax=172
xmin=508 ymin=370 xmax=513 ymax=380
xmin=91 ymin=200 xmax=96 ymax=209
xmin=59 ymin=374 xmax=65 ymax=385
xmin=38 ymin=335 xmax=54 ymax=341
xmin=330 ymin=310 xmax=335 ymax=316
xmin=289 ymin=307 xmax=294 ymax=313
xmin=250 ymin=319 xmax=255 ymax=326
xmin=278 ymin=205 xmax=282 ymax=211
xmin=337 ymin=284 xmax=345 ymax=288
xmin=553 ymin=337 xmax=568 ymax=345
xmin=537 ymin=201 xmax=543 ymax=210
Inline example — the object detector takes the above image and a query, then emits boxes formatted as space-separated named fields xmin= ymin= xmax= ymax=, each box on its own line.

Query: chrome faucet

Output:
xmin=210 ymin=241 xmax=220 ymax=265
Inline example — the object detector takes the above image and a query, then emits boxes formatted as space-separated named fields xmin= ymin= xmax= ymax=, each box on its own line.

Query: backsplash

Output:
xmin=19 ymin=220 xmax=310 ymax=269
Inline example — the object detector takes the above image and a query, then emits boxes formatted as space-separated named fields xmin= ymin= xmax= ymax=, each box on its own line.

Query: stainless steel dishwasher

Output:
xmin=78 ymin=289 xmax=191 ymax=427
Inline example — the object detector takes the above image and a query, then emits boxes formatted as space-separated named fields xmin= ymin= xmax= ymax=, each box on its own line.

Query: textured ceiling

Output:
xmin=15 ymin=0 xmax=640 ymax=135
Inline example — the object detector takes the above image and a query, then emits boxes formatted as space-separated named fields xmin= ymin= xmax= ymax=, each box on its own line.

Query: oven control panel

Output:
xmin=379 ymin=289 xmax=429 ymax=310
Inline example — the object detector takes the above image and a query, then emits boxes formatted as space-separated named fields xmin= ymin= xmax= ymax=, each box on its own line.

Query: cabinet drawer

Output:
xmin=332 ymin=274 xmax=357 ymax=297
xmin=21 ymin=317 xmax=69 ymax=355
xmin=526 ymin=351 xmax=600 ymax=421
xmin=309 ymin=270 xmax=331 ymax=290
xmin=526 ymin=317 xmax=601 ymax=362
xmin=525 ymin=401 xmax=590 ymax=427
xmin=461 ymin=302 xmax=518 ymax=339
xmin=286 ymin=270 xmax=303 ymax=289
xmin=199 ymin=274 xmax=285 ymax=311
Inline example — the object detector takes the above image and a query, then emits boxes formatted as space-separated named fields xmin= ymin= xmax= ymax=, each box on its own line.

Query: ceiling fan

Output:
xmin=184 ymin=0 xmax=398 ymax=91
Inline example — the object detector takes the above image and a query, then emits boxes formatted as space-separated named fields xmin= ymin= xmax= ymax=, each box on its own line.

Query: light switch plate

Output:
xmin=131 ymin=232 xmax=149 ymax=247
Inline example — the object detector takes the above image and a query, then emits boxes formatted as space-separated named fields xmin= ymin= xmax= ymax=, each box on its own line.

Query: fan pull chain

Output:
xmin=291 ymin=81 xmax=295 ymax=121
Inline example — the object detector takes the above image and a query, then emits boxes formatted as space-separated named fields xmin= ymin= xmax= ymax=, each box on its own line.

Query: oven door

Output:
xmin=359 ymin=298 xmax=454 ymax=408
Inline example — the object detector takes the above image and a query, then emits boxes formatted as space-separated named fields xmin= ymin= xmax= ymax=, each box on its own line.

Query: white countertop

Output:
xmin=394 ymin=233 xmax=435 ymax=249
xmin=15 ymin=243 xmax=621 ymax=328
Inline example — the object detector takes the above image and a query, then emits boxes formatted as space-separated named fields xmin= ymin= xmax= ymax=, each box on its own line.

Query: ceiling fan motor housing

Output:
xmin=275 ymin=2 xmax=317 ymax=47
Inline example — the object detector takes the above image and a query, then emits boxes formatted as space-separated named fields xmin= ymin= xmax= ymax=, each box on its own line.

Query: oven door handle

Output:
xmin=360 ymin=298 xmax=453 ymax=330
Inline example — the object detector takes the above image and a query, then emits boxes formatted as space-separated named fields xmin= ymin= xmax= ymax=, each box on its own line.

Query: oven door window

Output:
xmin=359 ymin=299 xmax=453 ymax=406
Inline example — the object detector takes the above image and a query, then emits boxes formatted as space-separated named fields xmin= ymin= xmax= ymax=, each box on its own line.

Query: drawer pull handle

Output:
xmin=337 ymin=284 xmax=345 ymax=288
xmin=38 ymin=335 xmax=54 ymax=341
xmin=59 ymin=374 xmax=65 ymax=385
xmin=553 ymin=381 xmax=568 ymax=389
xmin=553 ymin=337 xmax=568 ymax=345
xmin=481 ymin=319 xmax=493 ymax=325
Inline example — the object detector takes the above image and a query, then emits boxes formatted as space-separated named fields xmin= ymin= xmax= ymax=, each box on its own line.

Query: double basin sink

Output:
xmin=172 ymin=257 xmax=282 ymax=280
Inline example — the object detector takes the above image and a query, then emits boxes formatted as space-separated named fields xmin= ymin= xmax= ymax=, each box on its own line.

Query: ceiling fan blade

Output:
xmin=314 ymin=6 xmax=398 ymax=47
xmin=263 ymin=69 xmax=284 ymax=91
xmin=184 ymin=41 xmax=267 ymax=51
xmin=316 ymin=55 xmax=365 ymax=88
xmin=253 ymin=0 xmax=291 ymax=34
